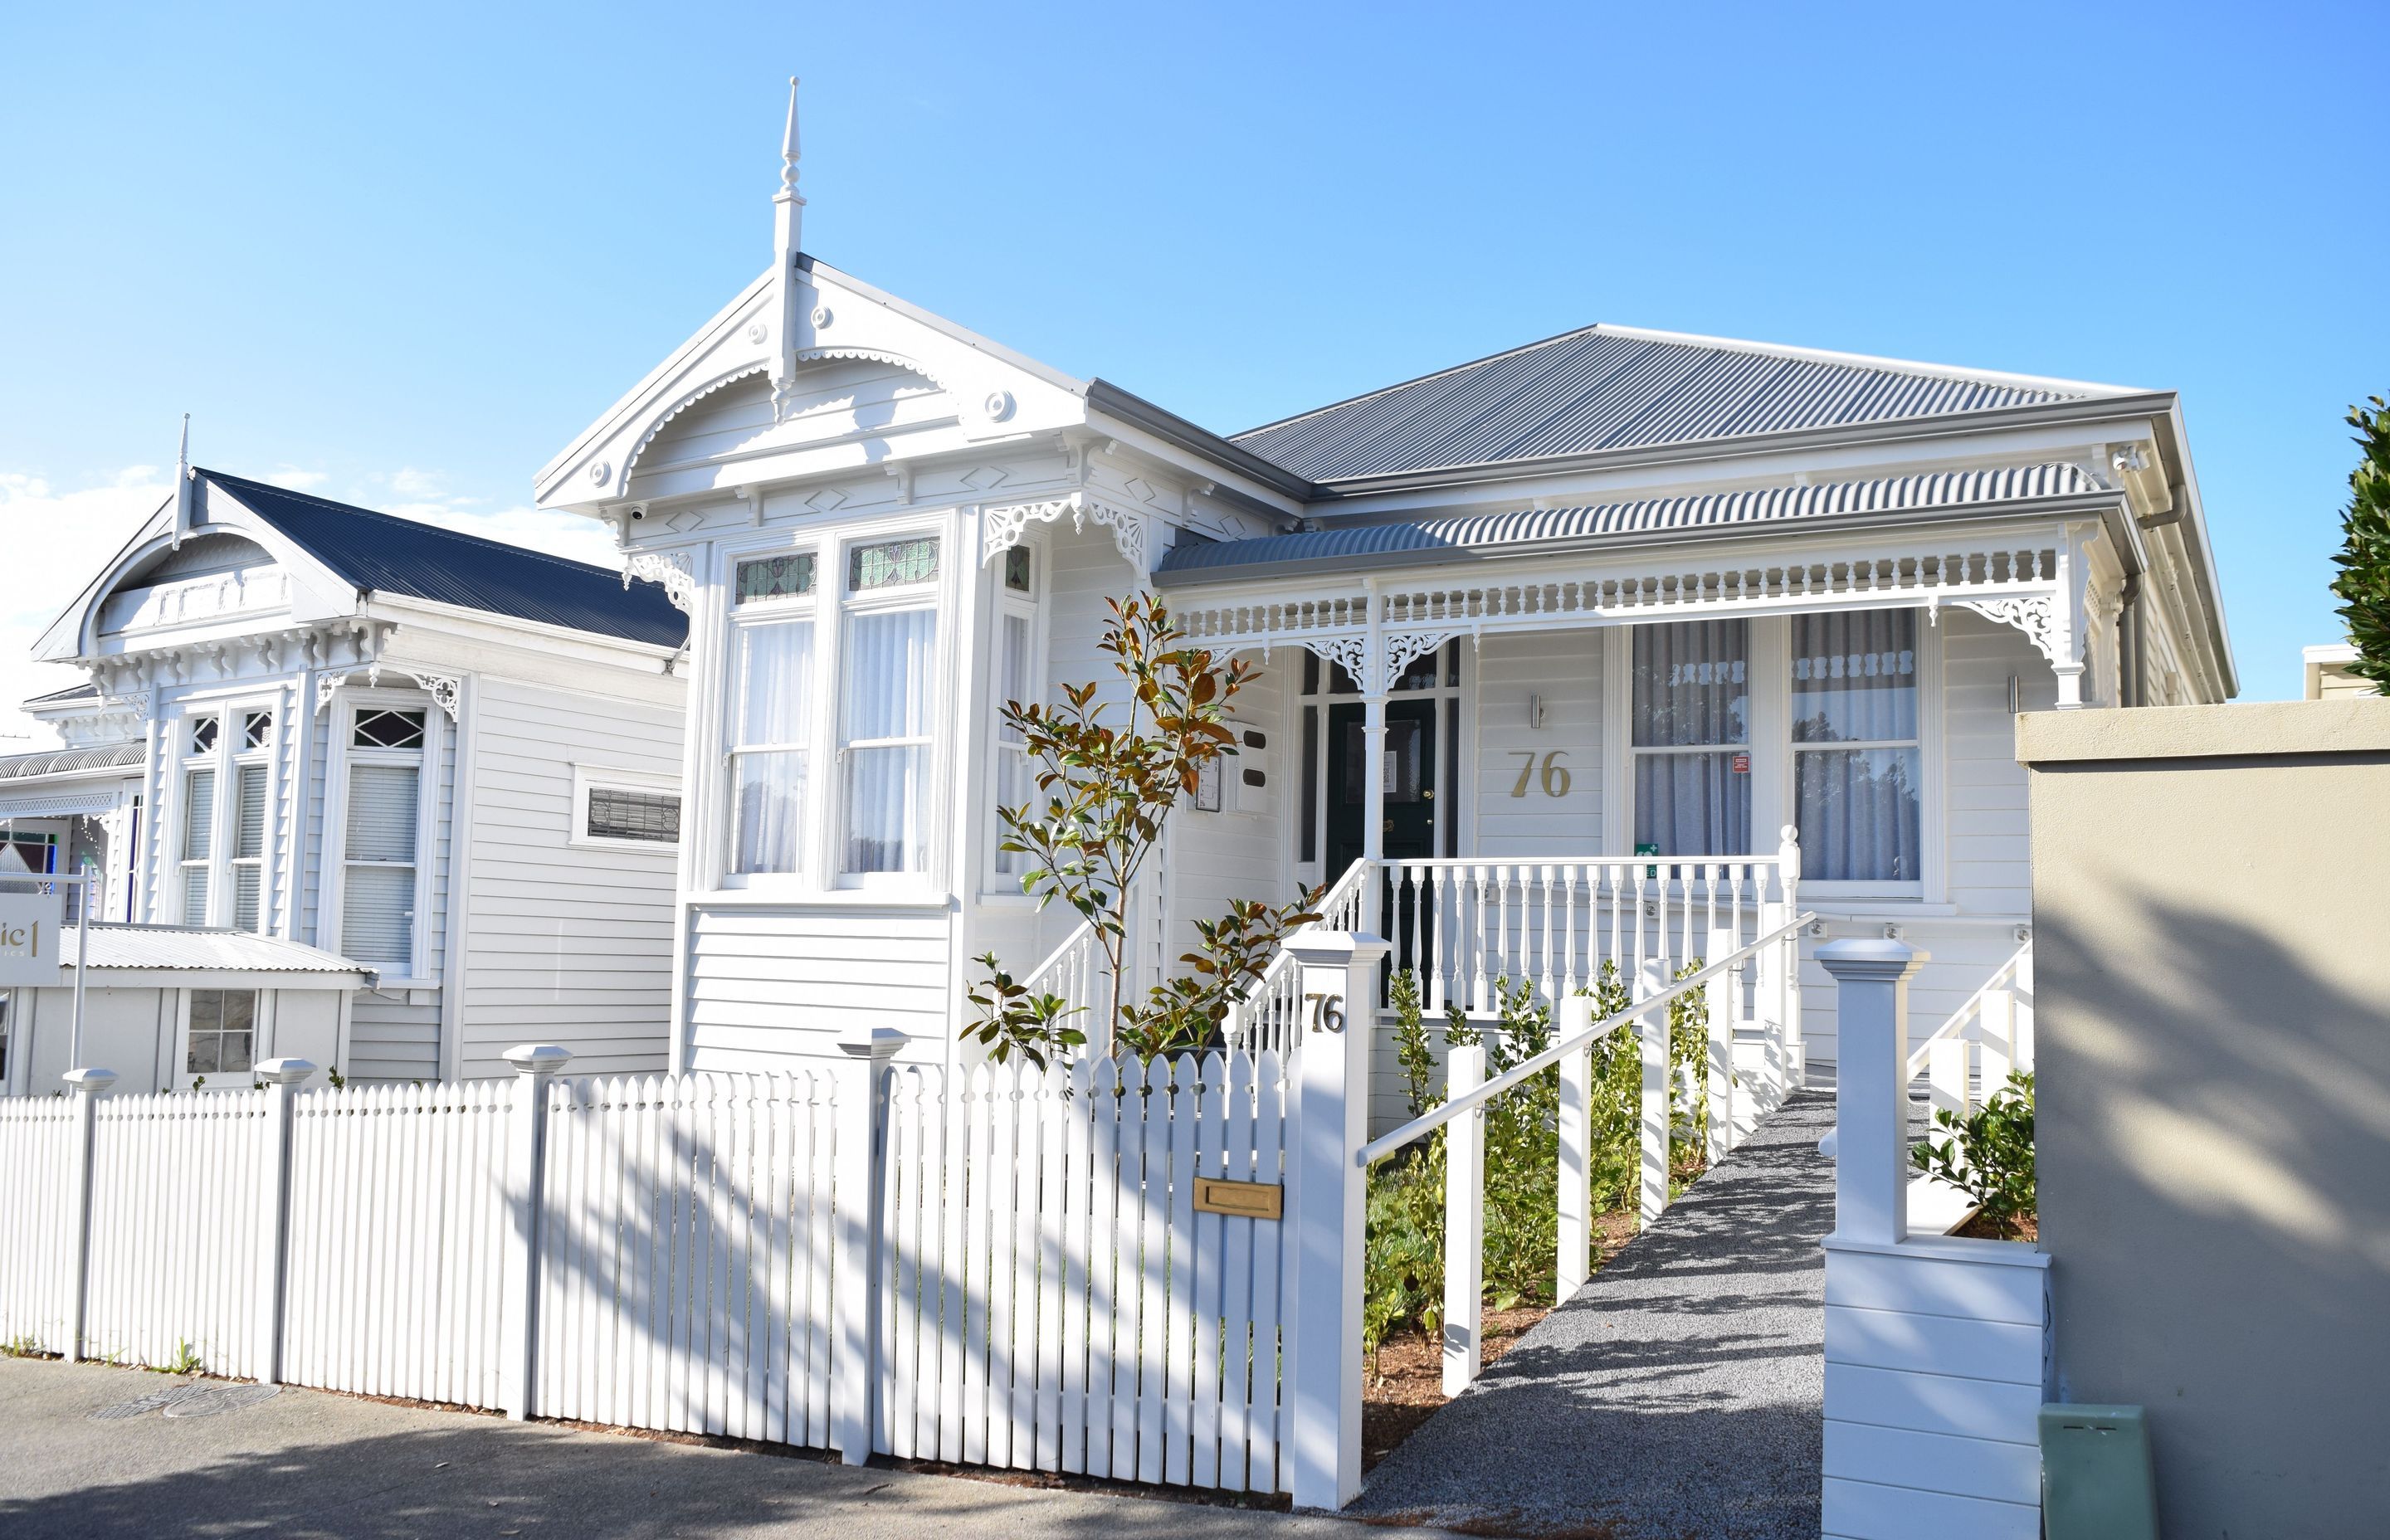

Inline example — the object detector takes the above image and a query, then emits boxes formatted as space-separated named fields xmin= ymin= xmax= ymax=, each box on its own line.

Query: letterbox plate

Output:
xmin=1193 ymin=1177 xmax=1282 ymax=1220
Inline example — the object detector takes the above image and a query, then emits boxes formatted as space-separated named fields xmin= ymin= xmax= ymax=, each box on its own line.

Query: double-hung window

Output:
xmin=1791 ymin=609 xmax=1922 ymax=883
xmin=727 ymin=551 xmax=817 ymax=875
xmin=991 ymin=544 xmax=1037 ymax=880
xmin=841 ymin=536 xmax=939 ymax=879
xmin=339 ymin=707 xmax=426 ymax=974
xmin=231 ymin=710 xmax=271 ymax=931
xmin=1630 ymin=619 xmax=1751 ymax=856
xmin=179 ymin=716 xmax=220 ymax=924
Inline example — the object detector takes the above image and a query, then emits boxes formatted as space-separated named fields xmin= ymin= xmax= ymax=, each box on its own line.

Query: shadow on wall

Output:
xmin=2037 ymin=876 xmax=2390 ymax=1534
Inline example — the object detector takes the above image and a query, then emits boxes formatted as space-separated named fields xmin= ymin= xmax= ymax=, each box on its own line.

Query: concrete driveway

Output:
xmin=0 ymin=1358 xmax=1427 ymax=1539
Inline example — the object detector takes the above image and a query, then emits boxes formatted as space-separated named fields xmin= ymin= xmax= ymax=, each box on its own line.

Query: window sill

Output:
xmin=692 ymin=889 xmax=954 ymax=911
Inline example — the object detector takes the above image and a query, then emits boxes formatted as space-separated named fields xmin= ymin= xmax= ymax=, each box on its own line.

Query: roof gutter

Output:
xmin=1154 ymin=490 xmax=2129 ymax=590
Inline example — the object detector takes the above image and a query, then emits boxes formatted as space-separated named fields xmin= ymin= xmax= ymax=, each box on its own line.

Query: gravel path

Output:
xmin=1349 ymin=1091 xmax=1837 ymax=1540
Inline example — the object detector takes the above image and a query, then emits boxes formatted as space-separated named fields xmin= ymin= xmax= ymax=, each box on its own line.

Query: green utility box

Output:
xmin=2041 ymin=1402 xmax=2158 ymax=1540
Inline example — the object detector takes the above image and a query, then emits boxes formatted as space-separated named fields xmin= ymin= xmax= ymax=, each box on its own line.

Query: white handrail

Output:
xmin=1905 ymin=938 xmax=2032 ymax=1080
xmin=1227 ymin=860 xmax=1374 ymax=1055
xmin=1358 ymin=912 xmax=1816 ymax=1167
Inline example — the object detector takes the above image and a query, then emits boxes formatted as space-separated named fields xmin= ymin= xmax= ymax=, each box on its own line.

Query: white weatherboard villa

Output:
xmin=531 ymin=91 xmax=2231 ymax=1107
xmin=0 ymin=470 xmax=688 ymax=1094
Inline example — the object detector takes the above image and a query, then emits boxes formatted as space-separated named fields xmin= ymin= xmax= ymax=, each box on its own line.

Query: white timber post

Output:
xmin=1636 ymin=957 xmax=1669 ymax=1226
xmin=2012 ymin=945 xmax=2035 ymax=1074
xmin=1777 ymin=825 xmax=1805 ymax=1088
xmin=252 ymin=1057 xmax=315 ymax=1384
xmin=1978 ymin=988 xmax=2014 ymax=1094
xmin=1756 ymin=898 xmax=1788 ymax=1107
xmin=1442 ymin=1040 xmax=1485 ymax=1396
xmin=1555 ymin=993 xmax=1595 ymax=1302
xmin=498 ymin=1043 xmax=570 ymax=1420
xmin=1705 ymin=923 xmax=1736 ymax=1161
xmin=61 ymin=1065 xmax=115 ymax=1362
xmin=832 ymin=1025 xmax=907 ymax=1464
xmin=1817 ymin=940 xmax=1928 ymax=1246
xmin=1286 ymin=928 xmax=1387 ymax=1513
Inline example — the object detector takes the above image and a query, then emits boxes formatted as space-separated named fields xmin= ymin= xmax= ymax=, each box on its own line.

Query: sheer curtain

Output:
xmin=1632 ymin=620 xmax=1751 ymax=855
xmin=1792 ymin=609 xmax=1920 ymax=881
xmin=993 ymin=612 xmax=1033 ymax=876
xmin=732 ymin=618 xmax=812 ymax=875
xmin=843 ymin=607 xmax=936 ymax=874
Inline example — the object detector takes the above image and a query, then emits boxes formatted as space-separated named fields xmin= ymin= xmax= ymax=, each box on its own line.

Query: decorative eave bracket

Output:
xmin=1948 ymin=595 xmax=2062 ymax=667
xmin=315 ymin=665 xmax=461 ymax=722
xmin=982 ymin=491 xmax=1147 ymax=574
xmin=623 ymin=550 xmax=698 ymax=613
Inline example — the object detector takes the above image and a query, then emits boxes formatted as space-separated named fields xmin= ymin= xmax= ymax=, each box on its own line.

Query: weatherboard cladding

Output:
xmin=1155 ymin=463 xmax=2100 ymax=579
xmin=1228 ymin=329 xmax=2091 ymax=483
xmin=198 ymin=470 xmax=689 ymax=650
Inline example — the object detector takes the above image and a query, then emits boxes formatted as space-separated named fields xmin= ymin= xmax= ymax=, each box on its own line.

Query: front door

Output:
xmin=1325 ymin=700 xmax=1437 ymax=973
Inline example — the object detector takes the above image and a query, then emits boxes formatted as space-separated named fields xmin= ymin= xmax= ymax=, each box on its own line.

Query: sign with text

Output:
xmin=0 ymin=890 xmax=63 ymax=985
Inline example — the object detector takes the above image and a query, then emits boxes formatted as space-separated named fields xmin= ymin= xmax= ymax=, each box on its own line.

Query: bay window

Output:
xmin=1630 ymin=619 xmax=1751 ymax=856
xmin=1791 ymin=609 xmax=1922 ymax=883
xmin=991 ymin=543 xmax=1037 ymax=881
xmin=728 ymin=556 xmax=816 ymax=876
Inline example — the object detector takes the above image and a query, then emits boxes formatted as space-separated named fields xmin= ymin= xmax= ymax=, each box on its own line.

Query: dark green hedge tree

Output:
xmin=2329 ymin=397 xmax=2390 ymax=688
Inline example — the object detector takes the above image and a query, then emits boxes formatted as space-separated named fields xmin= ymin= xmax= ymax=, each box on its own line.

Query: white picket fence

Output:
xmin=0 ymin=1042 xmax=1299 ymax=1495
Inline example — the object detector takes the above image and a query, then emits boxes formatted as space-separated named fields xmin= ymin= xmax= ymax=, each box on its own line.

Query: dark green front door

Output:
xmin=1326 ymin=700 xmax=1437 ymax=972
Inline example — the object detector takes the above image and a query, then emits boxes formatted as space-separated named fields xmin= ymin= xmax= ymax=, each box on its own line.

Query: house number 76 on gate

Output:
xmin=1510 ymin=750 xmax=1572 ymax=798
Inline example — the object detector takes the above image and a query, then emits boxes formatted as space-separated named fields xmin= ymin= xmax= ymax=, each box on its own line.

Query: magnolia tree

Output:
xmin=963 ymin=593 xmax=1319 ymax=1066
xmin=2330 ymin=396 xmax=2390 ymax=688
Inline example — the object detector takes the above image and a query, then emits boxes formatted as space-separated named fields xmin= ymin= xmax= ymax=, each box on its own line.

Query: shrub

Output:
xmin=2330 ymin=397 xmax=2390 ymax=688
xmin=1911 ymin=1071 xmax=2036 ymax=1238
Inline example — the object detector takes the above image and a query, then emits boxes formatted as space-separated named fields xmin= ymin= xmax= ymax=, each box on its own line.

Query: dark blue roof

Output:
xmin=199 ymin=470 xmax=686 ymax=649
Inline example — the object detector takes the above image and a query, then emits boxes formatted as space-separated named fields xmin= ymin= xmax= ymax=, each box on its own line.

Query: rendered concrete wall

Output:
xmin=2018 ymin=699 xmax=2390 ymax=1538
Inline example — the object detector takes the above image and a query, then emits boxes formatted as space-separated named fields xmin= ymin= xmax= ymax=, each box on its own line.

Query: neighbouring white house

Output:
xmin=2302 ymin=640 xmax=2375 ymax=698
xmin=531 ymin=85 xmax=2233 ymax=1105
xmin=0 ymin=468 xmax=690 ymax=1094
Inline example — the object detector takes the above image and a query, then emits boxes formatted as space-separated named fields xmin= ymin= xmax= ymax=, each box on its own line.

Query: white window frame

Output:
xmin=836 ymin=530 xmax=946 ymax=890
xmin=716 ymin=539 xmax=824 ymax=894
xmin=1602 ymin=609 xmax=1944 ymax=902
xmin=173 ymin=698 xmax=280 ymax=930
xmin=322 ymin=689 xmax=439 ymax=987
xmin=983 ymin=536 xmax=1046 ymax=898
xmin=569 ymin=763 xmax=684 ymax=853
xmin=178 ymin=985 xmax=270 ymax=1090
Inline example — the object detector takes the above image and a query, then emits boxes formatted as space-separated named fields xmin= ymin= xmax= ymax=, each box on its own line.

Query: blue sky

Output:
xmin=1 ymin=1 xmax=2381 ymax=733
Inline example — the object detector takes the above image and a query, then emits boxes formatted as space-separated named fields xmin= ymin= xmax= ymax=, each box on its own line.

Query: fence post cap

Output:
xmin=253 ymin=1057 xmax=316 ymax=1085
xmin=836 ymin=1026 xmax=909 ymax=1064
xmin=1284 ymin=927 xmax=1392 ymax=967
xmin=501 ymin=1044 xmax=573 ymax=1076
xmin=1815 ymin=938 xmax=1929 ymax=982
xmin=60 ymin=1066 xmax=117 ymax=1094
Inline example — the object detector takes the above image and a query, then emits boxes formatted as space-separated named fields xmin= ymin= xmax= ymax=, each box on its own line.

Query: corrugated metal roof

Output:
xmin=200 ymin=470 xmax=689 ymax=649
xmin=24 ymin=684 xmax=100 ymax=704
xmin=0 ymin=742 xmax=144 ymax=781
xmin=51 ymin=924 xmax=373 ymax=977
xmin=1157 ymin=463 xmax=2100 ymax=581
xmin=1229 ymin=327 xmax=2118 ymax=483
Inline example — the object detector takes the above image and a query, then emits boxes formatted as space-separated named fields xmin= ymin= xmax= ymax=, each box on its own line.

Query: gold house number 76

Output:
xmin=1510 ymin=750 xmax=1572 ymax=798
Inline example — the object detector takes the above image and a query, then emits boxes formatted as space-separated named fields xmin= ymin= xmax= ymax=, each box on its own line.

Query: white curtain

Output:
xmin=1632 ymin=620 xmax=1750 ymax=855
xmin=732 ymin=618 xmax=812 ymax=875
xmin=1792 ymin=610 xmax=1921 ymax=880
xmin=994 ymin=612 xmax=1033 ymax=876
xmin=844 ymin=608 xmax=935 ymax=874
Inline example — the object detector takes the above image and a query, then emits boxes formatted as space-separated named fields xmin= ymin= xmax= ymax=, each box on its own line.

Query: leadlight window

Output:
xmin=588 ymin=786 xmax=681 ymax=844
xmin=188 ymin=717 xmax=219 ymax=754
xmin=1002 ymin=545 xmax=1032 ymax=593
xmin=1631 ymin=620 xmax=1752 ymax=856
xmin=736 ymin=552 xmax=817 ymax=603
xmin=242 ymin=710 xmax=273 ymax=749
xmin=1791 ymin=609 xmax=1922 ymax=882
xmin=186 ymin=989 xmax=256 ymax=1079
xmin=352 ymin=709 xmax=427 ymax=750
xmin=849 ymin=536 xmax=939 ymax=592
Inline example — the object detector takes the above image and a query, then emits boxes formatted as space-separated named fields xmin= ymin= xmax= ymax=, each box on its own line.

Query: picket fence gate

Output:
xmin=0 ymin=1040 xmax=1302 ymax=1496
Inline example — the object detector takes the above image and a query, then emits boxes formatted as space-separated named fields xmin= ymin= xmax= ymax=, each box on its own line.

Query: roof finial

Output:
xmin=769 ymin=76 xmax=807 ymax=421
xmin=171 ymin=413 xmax=193 ymax=548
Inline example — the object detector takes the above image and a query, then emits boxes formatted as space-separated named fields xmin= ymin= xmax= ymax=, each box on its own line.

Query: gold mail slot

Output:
xmin=1193 ymin=1177 xmax=1283 ymax=1221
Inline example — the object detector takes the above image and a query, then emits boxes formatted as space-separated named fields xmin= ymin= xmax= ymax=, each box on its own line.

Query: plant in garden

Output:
xmin=159 ymin=1339 xmax=203 ymax=1376
xmin=325 ymin=1065 xmax=346 ymax=1089
xmin=2329 ymin=397 xmax=2390 ymax=688
xmin=0 ymin=1334 xmax=44 ymax=1359
xmin=1911 ymin=1071 xmax=2036 ymax=1239
xmin=1364 ymin=969 xmax=1448 ymax=1367
xmin=968 ymin=592 xmax=1320 ymax=1062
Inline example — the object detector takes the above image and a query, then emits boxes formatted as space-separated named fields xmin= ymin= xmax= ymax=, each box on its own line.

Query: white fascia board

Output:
xmin=2152 ymin=400 xmax=2237 ymax=698
xmin=1081 ymin=408 xmax=1308 ymax=519
xmin=536 ymin=256 xmax=1095 ymax=517
xmin=368 ymin=594 xmax=684 ymax=671
xmin=55 ymin=967 xmax=375 ymax=991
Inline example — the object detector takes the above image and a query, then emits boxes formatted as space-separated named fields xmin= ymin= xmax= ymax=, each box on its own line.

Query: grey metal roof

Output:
xmin=1156 ymin=463 xmax=2101 ymax=582
xmin=24 ymin=684 xmax=100 ymax=705
xmin=54 ymin=924 xmax=373 ymax=979
xmin=0 ymin=742 xmax=144 ymax=781
xmin=200 ymin=470 xmax=689 ymax=649
xmin=1229 ymin=327 xmax=2120 ymax=484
